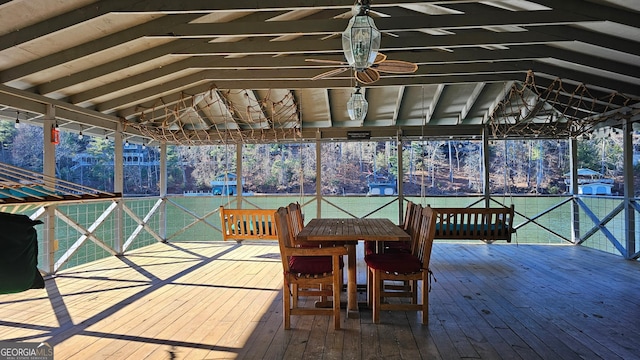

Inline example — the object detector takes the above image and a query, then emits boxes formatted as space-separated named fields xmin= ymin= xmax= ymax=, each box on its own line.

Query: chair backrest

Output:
xmin=411 ymin=202 xmax=424 ymax=231
xmin=287 ymin=202 xmax=304 ymax=237
xmin=413 ymin=206 xmax=437 ymax=267
xmin=274 ymin=207 xmax=294 ymax=271
xmin=401 ymin=200 xmax=415 ymax=231
xmin=407 ymin=202 xmax=424 ymax=253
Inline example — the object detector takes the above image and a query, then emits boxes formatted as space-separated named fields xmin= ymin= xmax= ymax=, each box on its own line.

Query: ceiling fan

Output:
xmin=305 ymin=0 xmax=417 ymax=84
xmin=305 ymin=53 xmax=418 ymax=84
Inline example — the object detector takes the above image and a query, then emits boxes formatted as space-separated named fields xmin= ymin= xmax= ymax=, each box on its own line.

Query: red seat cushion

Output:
xmin=289 ymin=256 xmax=343 ymax=275
xmin=365 ymin=253 xmax=422 ymax=274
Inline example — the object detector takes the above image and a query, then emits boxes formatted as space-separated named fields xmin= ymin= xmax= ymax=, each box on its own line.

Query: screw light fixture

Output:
xmin=347 ymin=85 xmax=368 ymax=123
xmin=342 ymin=1 xmax=380 ymax=71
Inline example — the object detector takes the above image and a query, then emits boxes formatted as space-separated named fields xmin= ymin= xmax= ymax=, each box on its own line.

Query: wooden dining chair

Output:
xmin=368 ymin=202 xmax=423 ymax=300
xmin=365 ymin=206 xmax=437 ymax=324
xmin=385 ymin=201 xmax=421 ymax=254
xmin=274 ymin=207 xmax=347 ymax=330
xmin=288 ymin=202 xmax=344 ymax=249
xmin=286 ymin=201 xmax=330 ymax=303
xmin=365 ymin=200 xmax=415 ymax=256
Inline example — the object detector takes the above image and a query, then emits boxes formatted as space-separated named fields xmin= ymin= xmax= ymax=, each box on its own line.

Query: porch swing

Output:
xmin=219 ymin=97 xmax=307 ymax=242
xmin=218 ymin=138 xmax=279 ymax=242
xmin=428 ymin=124 xmax=516 ymax=243
xmin=406 ymin=86 xmax=517 ymax=244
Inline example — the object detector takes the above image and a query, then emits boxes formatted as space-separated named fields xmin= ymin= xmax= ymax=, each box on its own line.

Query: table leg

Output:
xmin=346 ymin=243 xmax=359 ymax=319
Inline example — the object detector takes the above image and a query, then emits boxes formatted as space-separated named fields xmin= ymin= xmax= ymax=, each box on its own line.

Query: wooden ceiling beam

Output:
xmin=114 ymin=73 xmax=519 ymax=120
xmin=160 ymin=10 xmax=594 ymax=38
xmin=106 ymin=65 xmax=527 ymax=116
xmin=0 ymin=15 xmax=203 ymax=83
xmin=34 ymin=40 xmax=207 ymax=95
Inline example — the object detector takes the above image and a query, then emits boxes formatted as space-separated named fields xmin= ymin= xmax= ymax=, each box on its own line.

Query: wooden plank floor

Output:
xmin=1 ymin=241 xmax=639 ymax=359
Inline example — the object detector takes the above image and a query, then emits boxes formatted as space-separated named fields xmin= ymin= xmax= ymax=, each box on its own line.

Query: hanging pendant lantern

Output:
xmin=347 ymin=86 xmax=368 ymax=123
xmin=342 ymin=3 xmax=381 ymax=71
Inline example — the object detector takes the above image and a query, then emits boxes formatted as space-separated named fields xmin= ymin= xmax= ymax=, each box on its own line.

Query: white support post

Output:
xmin=114 ymin=123 xmax=124 ymax=194
xmin=482 ymin=127 xmax=490 ymax=208
xmin=236 ymin=143 xmax=243 ymax=207
xmin=569 ymin=137 xmax=580 ymax=244
xmin=42 ymin=104 xmax=56 ymax=274
xmin=622 ymin=120 xmax=636 ymax=258
xmin=397 ymin=130 xmax=404 ymax=223
xmin=316 ymin=132 xmax=322 ymax=218
xmin=159 ymin=142 xmax=168 ymax=241
xmin=114 ymin=122 xmax=124 ymax=253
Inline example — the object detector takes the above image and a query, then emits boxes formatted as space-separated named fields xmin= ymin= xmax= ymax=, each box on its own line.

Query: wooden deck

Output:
xmin=1 ymin=241 xmax=639 ymax=359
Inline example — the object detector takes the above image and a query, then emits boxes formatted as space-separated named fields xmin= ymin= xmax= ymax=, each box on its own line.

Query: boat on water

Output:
xmin=564 ymin=168 xmax=615 ymax=195
xmin=367 ymin=172 xmax=396 ymax=196
xmin=210 ymin=172 xmax=243 ymax=195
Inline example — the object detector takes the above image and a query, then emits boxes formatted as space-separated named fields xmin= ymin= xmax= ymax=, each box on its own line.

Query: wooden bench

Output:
xmin=431 ymin=205 xmax=515 ymax=243
xmin=219 ymin=206 xmax=278 ymax=242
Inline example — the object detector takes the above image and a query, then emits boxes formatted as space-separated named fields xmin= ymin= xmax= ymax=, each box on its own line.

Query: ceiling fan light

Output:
xmin=347 ymin=87 xmax=368 ymax=122
xmin=342 ymin=13 xmax=381 ymax=71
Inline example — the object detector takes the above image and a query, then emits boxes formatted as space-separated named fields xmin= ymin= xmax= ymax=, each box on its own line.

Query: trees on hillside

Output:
xmin=0 ymin=120 xmax=634 ymax=195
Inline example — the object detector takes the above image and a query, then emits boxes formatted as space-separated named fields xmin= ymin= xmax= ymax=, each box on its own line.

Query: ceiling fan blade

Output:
xmin=374 ymin=60 xmax=418 ymax=74
xmin=355 ymin=68 xmax=380 ymax=84
xmin=373 ymin=52 xmax=387 ymax=64
xmin=311 ymin=67 xmax=349 ymax=80
xmin=305 ymin=58 xmax=348 ymax=65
